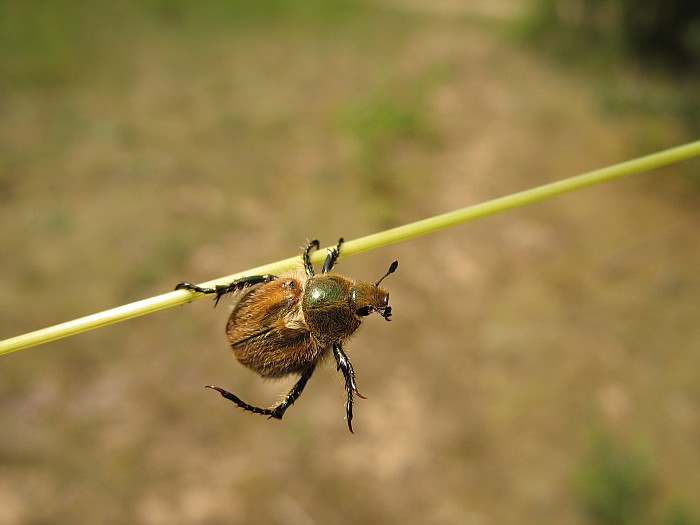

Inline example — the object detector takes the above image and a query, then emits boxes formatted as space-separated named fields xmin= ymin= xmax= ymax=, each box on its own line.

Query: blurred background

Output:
xmin=1 ymin=0 xmax=699 ymax=523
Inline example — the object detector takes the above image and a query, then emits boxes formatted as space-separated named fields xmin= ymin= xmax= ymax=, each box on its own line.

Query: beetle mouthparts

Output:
xmin=381 ymin=306 xmax=392 ymax=321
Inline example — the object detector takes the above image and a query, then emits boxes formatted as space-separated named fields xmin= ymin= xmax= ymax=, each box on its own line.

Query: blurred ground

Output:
xmin=1 ymin=1 xmax=699 ymax=524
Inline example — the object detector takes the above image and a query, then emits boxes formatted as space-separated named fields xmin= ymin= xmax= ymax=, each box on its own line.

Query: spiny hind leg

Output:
xmin=207 ymin=363 xmax=316 ymax=420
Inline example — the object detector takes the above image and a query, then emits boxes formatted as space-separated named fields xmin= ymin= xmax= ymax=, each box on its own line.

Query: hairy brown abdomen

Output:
xmin=226 ymin=278 xmax=320 ymax=378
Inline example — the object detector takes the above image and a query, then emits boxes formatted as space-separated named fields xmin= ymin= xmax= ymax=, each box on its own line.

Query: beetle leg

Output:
xmin=302 ymin=239 xmax=321 ymax=276
xmin=322 ymin=237 xmax=344 ymax=274
xmin=332 ymin=342 xmax=365 ymax=433
xmin=175 ymin=274 xmax=277 ymax=307
xmin=206 ymin=363 xmax=316 ymax=420
xmin=206 ymin=386 xmax=276 ymax=416
xmin=268 ymin=363 xmax=316 ymax=419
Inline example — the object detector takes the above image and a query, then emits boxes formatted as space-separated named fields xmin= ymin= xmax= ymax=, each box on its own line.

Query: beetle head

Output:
xmin=349 ymin=260 xmax=398 ymax=321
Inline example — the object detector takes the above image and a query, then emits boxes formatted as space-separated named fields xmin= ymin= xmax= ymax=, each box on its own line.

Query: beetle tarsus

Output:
xmin=205 ymin=385 xmax=275 ymax=417
xmin=175 ymin=282 xmax=215 ymax=294
xmin=176 ymin=275 xmax=277 ymax=307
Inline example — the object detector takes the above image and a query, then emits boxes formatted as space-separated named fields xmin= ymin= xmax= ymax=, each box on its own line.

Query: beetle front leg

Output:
xmin=322 ymin=237 xmax=344 ymax=274
xmin=332 ymin=342 xmax=365 ymax=433
xmin=302 ymin=239 xmax=320 ymax=277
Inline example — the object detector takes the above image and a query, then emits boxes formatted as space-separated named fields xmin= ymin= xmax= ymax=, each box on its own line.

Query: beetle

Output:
xmin=176 ymin=238 xmax=398 ymax=433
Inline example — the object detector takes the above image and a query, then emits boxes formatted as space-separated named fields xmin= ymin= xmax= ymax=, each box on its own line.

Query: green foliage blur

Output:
xmin=576 ymin=436 xmax=653 ymax=525
xmin=0 ymin=0 xmax=363 ymax=93
xmin=576 ymin=434 xmax=700 ymax=525
xmin=522 ymin=0 xmax=700 ymax=72
xmin=519 ymin=0 xmax=700 ymax=140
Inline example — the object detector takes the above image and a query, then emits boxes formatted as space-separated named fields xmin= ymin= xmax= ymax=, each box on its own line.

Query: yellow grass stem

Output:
xmin=2 ymin=139 xmax=700 ymax=356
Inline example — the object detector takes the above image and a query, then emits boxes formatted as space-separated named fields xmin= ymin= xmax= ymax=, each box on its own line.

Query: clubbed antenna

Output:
xmin=376 ymin=260 xmax=399 ymax=286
